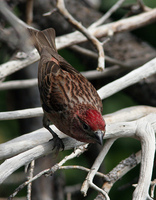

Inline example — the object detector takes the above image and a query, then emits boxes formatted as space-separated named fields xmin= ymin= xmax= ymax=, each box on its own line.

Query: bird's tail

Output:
xmin=28 ymin=28 xmax=57 ymax=55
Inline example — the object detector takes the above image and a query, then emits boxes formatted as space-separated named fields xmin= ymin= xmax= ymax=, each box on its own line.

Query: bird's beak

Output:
xmin=94 ymin=130 xmax=104 ymax=145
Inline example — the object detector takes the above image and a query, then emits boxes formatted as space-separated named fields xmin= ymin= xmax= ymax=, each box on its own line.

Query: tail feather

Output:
xmin=28 ymin=28 xmax=57 ymax=55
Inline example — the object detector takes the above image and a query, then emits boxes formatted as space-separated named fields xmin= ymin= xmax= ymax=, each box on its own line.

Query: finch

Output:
xmin=28 ymin=28 xmax=105 ymax=150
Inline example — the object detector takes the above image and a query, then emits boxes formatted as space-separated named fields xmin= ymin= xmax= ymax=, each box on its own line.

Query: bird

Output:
xmin=28 ymin=28 xmax=106 ymax=150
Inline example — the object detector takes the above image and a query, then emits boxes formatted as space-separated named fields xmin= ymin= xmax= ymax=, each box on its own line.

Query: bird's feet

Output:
xmin=50 ymin=134 xmax=64 ymax=152
xmin=46 ymin=126 xmax=64 ymax=152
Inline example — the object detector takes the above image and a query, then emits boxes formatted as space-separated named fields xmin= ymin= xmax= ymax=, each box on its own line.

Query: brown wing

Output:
xmin=39 ymin=58 xmax=102 ymax=114
xmin=29 ymin=28 xmax=102 ymax=114
xmin=38 ymin=60 xmax=66 ymax=112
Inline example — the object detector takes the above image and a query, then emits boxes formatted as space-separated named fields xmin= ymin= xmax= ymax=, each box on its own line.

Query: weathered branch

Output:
xmin=0 ymin=107 xmax=42 ymax=120
xmin=0 ymin=105 xmax=156 ymax=161
xmin=81 ymin=139 xmax=116 ymax=198
xmin=101 ymin=151 xmax=141 ymax=194
xmin=0 ymin=0 xmax=32 ymax=52
xmin=26 ymin=160 xmax=35 ymax=200
xmin=26 ymin=0 xmax=33 ymax=25
xmin=89 ymin=0 xmax=126 ymax=29
xmin=55 ymin=0 xmax=105 ymax=71
xmin=8 ymin=144 xmax=88 ymax=199
xmin=0 ymin=2 xmax=156 ymax=199
xmin=0 ymin=79 xmax=37 ymax=91
xmin=98 ymin=58 xmax=156 ymax=100
xmin=132 ymin=118 xmax=155 ymax=200
xmin=0 ymin=8 xmax=156 ymax=79
xmin=0 ymin=114 xmax=155 ymax=188
xmin=0 ymin=105 xmax=156 ymax=123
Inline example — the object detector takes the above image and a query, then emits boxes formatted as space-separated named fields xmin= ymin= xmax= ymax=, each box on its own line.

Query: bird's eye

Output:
xmin=83 ymin=123 xmax=90 ymax=131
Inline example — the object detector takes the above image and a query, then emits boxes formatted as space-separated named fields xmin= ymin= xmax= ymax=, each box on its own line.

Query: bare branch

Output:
xmin=137 ymin=0 xmax=152 ymax=12
xmin=26 ymin=0 xmax=34 ymax=25
xmin=59 ymin=165 xmax=109 ymax=181
xmin=27 ymin=160 xmax=35 ymax=200
xmin=132 ymin=118 xmax=155 ymax=200
xmin=9 ymin=144 xmax=88 ymax=199
xmin=0 ymin=107 xmax=43 ymax=120
xmin=0 ymin=8 xmax=156 ymax=79
xmin=0 ymin=105 xmax=155 ymax=161
xmin=105 ymin=105 xmax=156 ymax=124
xmin=150 ymin=179 xmax=156 ymax=198
xmin=101 ymin=151 xmax=141 ymax=194
xmin=0 ymin=114 xmax=155 ymax=199
xmin=55 ymin=0 xmax=105 ymax=71
xmin=98 ymin=57 xmax=156 ymax=100
xmin=0 ymin=0 xmax=32 ymax=52
xmin=0 ymin=49 xmax=39 ymax=80
xmin=0 ymin=2 xmax=156 ymax=199
xmin=89 ymin=0 xmax=126 ymax=29
xmin=70 ymin=45 xmax=129 ymax=67
xmin=0 ymin=79 xmax=37 ymax=90
xmin=81 ymin=139 xmax=116 ymax=197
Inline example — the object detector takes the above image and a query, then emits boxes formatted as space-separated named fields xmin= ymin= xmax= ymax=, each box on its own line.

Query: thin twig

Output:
xmin=42 ymin=8 xmax=58 ymax=16
xmin=89 ymin=0 xmax=126 ymax=29
xmin=60 ymin=165 xmax=110 ymax=181
xmin=70 ymin=45 xmax=130 ymax=67
xmin=27 ymin=160 xmax=35 ymax=200
xmin=81 ymin=139 xmax=116 ymax=198
xmin=26 ymin=0 xmax=33 ymax=25
xmin=137 ymin=0 xmax=152 ymax=12
xmin=8 ymin=144 xmax=88 ymax=199
xmin=150 ymin=179 xmax=156 ymax=198
xmin=56 ymin=0 xmax=105 ymax=71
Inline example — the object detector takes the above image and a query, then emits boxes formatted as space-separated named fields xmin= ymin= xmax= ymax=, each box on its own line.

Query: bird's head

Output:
xmin=71 ymin=108 xmax=106 ymax=144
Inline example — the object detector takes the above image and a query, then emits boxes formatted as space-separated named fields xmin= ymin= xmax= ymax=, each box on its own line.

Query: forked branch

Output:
xmin=55 ymin=0 xmax=105 ymax=71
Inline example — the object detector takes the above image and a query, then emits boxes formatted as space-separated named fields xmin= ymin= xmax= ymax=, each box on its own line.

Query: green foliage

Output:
xmin=58 ymin=49 xmax=87 ymax=71
xmin=101 ymin=0 xmax=156 ymax=13
xmin=0 ymin=90 xmax=20 ymax=142
xmin=102 ymin=92 xmax=137 ymax=114
xmin=0 ymin=0 xmax=155 ymax=198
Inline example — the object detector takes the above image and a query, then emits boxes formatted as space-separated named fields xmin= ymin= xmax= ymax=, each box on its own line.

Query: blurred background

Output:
xmin=0 ymin=0 xmax=156 ymax=199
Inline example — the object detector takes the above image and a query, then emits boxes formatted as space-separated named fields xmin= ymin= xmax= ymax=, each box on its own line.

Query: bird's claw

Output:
xmin=49 ymin=135 xmax=64 ymax=153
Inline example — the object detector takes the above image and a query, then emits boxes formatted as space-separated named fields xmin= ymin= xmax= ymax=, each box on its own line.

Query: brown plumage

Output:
xmin=28 ymin=28 xmax=105 ymax=150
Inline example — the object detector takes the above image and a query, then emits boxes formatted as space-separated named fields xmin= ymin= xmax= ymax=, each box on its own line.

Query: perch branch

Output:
xmin=0 ymin=132 xmax=85 ymax=184
xmin=96 ymin=115 xmax=156 ymax=200
xmin=0 ymin=114 xmax=155 ymax=199
xmin=0 ymin=106 xmax=156 ymax=161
